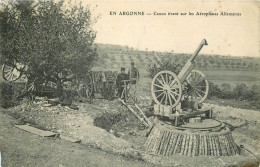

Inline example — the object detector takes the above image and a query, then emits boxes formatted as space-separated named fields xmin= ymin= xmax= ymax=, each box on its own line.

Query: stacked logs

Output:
xmin=145 ymin=122 xmax=240 ymax=156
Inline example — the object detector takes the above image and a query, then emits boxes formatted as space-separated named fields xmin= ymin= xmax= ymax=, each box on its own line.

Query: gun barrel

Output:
xmin=189 ymin=39 xmax=208 ymax=62
xmin=177 ymin=39 xmax=208 ymax=83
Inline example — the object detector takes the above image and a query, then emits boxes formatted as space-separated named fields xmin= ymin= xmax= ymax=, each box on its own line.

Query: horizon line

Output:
xmin=95 ymin=42 xmax=260 ymax=59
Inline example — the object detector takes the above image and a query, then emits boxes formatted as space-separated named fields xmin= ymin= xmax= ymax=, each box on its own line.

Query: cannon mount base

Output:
xmin=145 ymin=120 xmax=240 ymax=156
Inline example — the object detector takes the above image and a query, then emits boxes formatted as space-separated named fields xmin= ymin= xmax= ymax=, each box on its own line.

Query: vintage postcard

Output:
xmin=0 ymin=0 xmax=259 ymax=167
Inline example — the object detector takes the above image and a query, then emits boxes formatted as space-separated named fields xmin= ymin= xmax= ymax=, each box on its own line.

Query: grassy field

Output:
xmin=201 ymin=70 xmax=260 ymax=88
xmin=201 ymin=70 xmax=260 ymax=81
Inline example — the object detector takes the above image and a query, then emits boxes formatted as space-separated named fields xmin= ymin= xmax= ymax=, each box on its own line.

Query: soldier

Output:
xmin=101 ymin=71 xmax=107 ymax=99
xmin=116 ymin=67 xmax=129 ymax=99
xmin=128 ymin=62 xmax=140 ymax=84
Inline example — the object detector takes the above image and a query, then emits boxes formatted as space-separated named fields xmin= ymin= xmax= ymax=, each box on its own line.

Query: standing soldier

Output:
xmin=101 ymin=71 xmax=107 ymax=99
xmin=128 ymin=62 xmax=140 ymax=84
xmin=116 ymin=67 xmax=129 ymax=99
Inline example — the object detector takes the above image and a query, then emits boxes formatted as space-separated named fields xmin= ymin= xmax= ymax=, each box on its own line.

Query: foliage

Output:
xmin=220 ymin=83 xmax=231 ymax=91
xmin=233 ymin=83 xmax=248 ymax=100
xmin=146 ymin=56 xmax=181 ymax=78
xmin=208 ymin=81 xmax=222 ymax=98
xmin=0 ymin=0 xmax=98 ymax=97
xmin=208 ymin=82 xmax=260 ymax=103
xmin=0 ymin=81 xmax=24 ymax=108
xmin=249 ymin=84 xmax=260 ymax=101
xmin=219 ymin=83 xmax=233 ymax=99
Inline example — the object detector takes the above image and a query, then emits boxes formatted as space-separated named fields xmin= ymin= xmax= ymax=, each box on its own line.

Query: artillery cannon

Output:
xmin=145 ymin=39 xmax=240 ymax=157
xmin=151 ymin=39 xmax=210 ymax=125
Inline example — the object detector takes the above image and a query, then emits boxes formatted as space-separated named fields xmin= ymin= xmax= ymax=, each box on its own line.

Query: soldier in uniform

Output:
xmin=128 ymin=62 xmax=140 ymax=84
xmin=116 ymin=67 xmax=129 ymax=99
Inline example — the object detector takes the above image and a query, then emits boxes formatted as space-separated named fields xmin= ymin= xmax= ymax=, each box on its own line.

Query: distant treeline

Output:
xmin=95 ymin=44 xmax=260 ymax=71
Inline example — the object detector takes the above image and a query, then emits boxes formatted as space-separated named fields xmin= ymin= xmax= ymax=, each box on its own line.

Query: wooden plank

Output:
xmin=60 ymin=135 xmax=81 ymax=143
xmin=188 ymin=134 xmax=193 ymax=156
xmin=180 ymin=134 xmax=187 ymax=155
xmin=169 ymin=133 xmax=178 ymax=155
xmin=15 ymin=125 xmax=58 ymax=137
xmin=205 ymin=135 xmax=208 ymax=155
xmin=200 ymin=134 xmax=204 ymax=156
xmin=134 ymin=104 xmax=152 ymax=126
xmin=129 ymin=105 xmax=149 ymax=127
xmin=118 ymin=98 xmax=149 ymax=127
xmin=216 ymin=135 xmax=222 ymax=156
xmin=195 ymin=134 xmax=200 ymax=156
xmin=165 ymin=133 xmax=174 ymax=156
xmin=184 ymin=134 xmax=190 ymax=156
xmin=173 ymin=134 xmax=181 ymax=154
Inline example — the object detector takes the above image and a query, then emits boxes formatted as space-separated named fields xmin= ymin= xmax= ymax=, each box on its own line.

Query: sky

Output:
xmin=81 ymin=1 xmax=259 ymax=57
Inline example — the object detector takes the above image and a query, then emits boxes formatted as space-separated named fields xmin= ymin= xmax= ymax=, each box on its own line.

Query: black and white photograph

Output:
xmin=0 ymin=0 xmax=259 ymax=166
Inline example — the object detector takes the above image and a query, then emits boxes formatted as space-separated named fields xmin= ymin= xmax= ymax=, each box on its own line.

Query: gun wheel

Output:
xmin=2 ymin=62 xmax=24 ymax=82
xmin=151 ymin=70 xmax=182 ymax=107
xmin=78 ymin=74 xmax=94 ymax=99
xmin=185 ymin=70 xmax=209 ymax=103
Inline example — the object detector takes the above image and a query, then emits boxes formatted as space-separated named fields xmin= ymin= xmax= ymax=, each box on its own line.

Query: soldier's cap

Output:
xmin=121 ymin=67 xmax=125 ymax=71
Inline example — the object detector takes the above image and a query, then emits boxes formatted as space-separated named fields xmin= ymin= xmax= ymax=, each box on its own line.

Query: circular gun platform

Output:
xmin=145 ymin=120 xmax=240 ymax=156
xmin=181 ymin=119 xmax=221 ymax=129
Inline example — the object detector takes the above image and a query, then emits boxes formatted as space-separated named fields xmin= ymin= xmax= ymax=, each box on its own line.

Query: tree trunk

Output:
xmin=56 ymin=80 xmax=63 ymax=98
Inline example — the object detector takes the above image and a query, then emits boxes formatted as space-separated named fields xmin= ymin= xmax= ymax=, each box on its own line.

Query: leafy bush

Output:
xmin=146 ymin=56 xmax=181 ymax=78
xmin=220 ymin=83 xmax=231 ymax=91
xmin=208 ymin=82 xmax=260 ymax=103
xmin=208 ymin=81 xmax=222 ymax=98
xmin=233 ymin=83 xmax=248 ymax=100
xmin=217 ymin=83 xmax=234 ymax=99
xmin=250 ymin=85 xmax=260 ymax=100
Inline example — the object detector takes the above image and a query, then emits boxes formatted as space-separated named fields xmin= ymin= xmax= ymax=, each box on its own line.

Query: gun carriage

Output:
xmin=145 ymin=39 xmax=240 ymax=156
xmin=151 ymin=39 xmax=210 ymax=126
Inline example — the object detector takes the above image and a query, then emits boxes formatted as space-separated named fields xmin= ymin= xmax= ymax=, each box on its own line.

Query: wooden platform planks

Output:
xmin=145 ymin=122 xmax=240 ymax=156
xmin=15 ymin=125 xmax=58 ymax=137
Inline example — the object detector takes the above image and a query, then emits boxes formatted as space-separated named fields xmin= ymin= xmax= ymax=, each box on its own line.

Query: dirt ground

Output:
xmin=0 ymin=111 xmax=158 ymax=167
xmin=2 ymin=96 xmax=259 ymax=167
